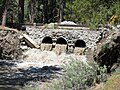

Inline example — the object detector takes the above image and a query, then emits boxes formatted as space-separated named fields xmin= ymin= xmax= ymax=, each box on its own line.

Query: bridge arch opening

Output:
xmin=74 ymin=40 xmax=86 ymax=55
xmin=56 ymin=37 xmax=67 ymax=44
xmin=75 ymin=39 xmax=86 ymax=48
xmin=41 ymin=36 xmax=53 ymax=51
xmin=54 ymin=37 xmax=68 ymax=55
xmin=42 ymin=36 xmax=53 ymax=44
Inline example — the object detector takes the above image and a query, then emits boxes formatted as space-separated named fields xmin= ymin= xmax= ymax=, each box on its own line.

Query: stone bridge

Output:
xmin=26 ymin=26 xmax=104 ymax=54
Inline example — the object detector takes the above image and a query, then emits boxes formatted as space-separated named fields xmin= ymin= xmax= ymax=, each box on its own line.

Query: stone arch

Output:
xmin=56 ymin=37 xmax=67 ymax=44
xmin=42 ymin=36 xmax=53 ymax=44
xmin=75 ymin=39 xmax=86 ymax=48
xmin=41 ymin=36 xmax=53 ymax=51
xmin=53 ymin=37 xmax=68 ymax=55
xmin=74 ymin=39 xmax=86 ymax=55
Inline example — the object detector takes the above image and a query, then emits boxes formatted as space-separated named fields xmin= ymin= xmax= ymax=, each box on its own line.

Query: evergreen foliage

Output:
xmin=64 ymin=0 xmax=120 ymax=28
xmin=1 ymin=0 xmax=120 ymax=27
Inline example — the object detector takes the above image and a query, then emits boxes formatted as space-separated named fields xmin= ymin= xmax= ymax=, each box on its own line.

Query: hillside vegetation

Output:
xmin=1 ymin=0 xmax=120 ymax=28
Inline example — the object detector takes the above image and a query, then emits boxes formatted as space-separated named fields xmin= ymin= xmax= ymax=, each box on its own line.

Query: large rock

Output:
xmin=0 ymin=30 xmax=22 ymax=60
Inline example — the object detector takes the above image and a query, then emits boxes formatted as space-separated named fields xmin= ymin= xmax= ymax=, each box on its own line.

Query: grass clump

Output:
xmin=101 ymin=73 xmax=120 ymax=90
xmin=95 ymin=67 xmax=120 ymax=90
xmin=115 ymin=66 xmax=120 ymax=74
xmin=103 ymin=67 xmax=120 ymax=90
xmin=47 ymin=58 xmax=107 ymax=90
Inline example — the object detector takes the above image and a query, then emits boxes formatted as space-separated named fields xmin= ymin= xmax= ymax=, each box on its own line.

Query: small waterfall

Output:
xmin=41 ymin=43 xmax=52 ymax=51
xmin=22 ymin=49 xmax=87 ymax=67
xmin=53 ymin=44 xmax=67 ymax=55
xmin=74 ymin=47 xmax=85 ymax=55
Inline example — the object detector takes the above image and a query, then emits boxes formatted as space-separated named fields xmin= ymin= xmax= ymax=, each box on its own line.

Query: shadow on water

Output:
xmin=0 ymin=60 xmax=17 ymax=67
xmin=0 ymin=86 xmax=20 ymax=90
xmin=0 ymin=60 xmax=62 ymax=90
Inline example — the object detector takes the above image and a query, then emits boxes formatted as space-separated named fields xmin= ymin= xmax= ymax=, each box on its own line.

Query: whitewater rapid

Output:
xmin=16 ymin=49 xmax=88 ymax=69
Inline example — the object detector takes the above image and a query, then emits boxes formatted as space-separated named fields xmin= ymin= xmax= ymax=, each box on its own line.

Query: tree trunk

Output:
xmin=58 ymin=0 xmax=64 ymax=23
xmin=2 ymin=8 xmax=7 ymax=26
xmin=28 ymin=0 xmax=36 ymax=23
xmin=1 ymin=0 xmax=8 ymax=26
xmin=51 ymin=0 xmax=56 ymax=22
xmin=48 ymin=0 xmax=52 ymax=22
xmin=18 ymin=0 xmax=24 ymax=24
xmin=43 ymin=0 xmax=48 ymax=23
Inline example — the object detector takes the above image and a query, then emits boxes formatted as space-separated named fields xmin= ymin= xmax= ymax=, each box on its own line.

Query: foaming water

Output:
xmin=41 ymin=44 xmax=52 ymax=51
xmin=17 ymin=49 xmax=88 ymax=68
xmin=0 ymin=49 xmax=88 ymax=89
xmin=74 ymin=47 xmax=85 ymax=55
xmin=53 ymin=44 xmax=67 ymax=55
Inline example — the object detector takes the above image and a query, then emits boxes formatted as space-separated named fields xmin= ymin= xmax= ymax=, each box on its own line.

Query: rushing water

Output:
xmin=41 ymin=44 xmax=67 ymax=55
xmin=40 ymin=44 xmax=85 ymax=56
xmin=53 ymin=44 xmax=67 ymax=55
xmin=41 ymin=43 xmax=53 ymax=51
xmin=0 ymin=47 xmax=87 ymax=90
xmin=74 ymin=47 xmax=85 ymax=55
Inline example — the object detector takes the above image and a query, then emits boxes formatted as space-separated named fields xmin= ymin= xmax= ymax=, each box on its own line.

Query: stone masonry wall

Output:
xmin=26 ymin=26 xmax=103 ymax=50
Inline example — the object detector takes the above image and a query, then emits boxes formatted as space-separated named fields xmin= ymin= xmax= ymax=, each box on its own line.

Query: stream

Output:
xmin=0 ymin=45 xmax=86 ymax=90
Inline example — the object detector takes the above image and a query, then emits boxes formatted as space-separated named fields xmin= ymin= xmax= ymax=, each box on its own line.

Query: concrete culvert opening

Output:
xmin=53 ymin=37 xmax=68 ymax=55
xmin=75 ymin=40 xmax=86 ymax=47
xmin=42 ymin=36 xmax=53 ymax=44
xmin=74 ymin=40 xmax=86 ymax=55
xmin=56 ymin=37 xmax=67 ymax=44
xmin=41 ymin=36 xmax=53 ymax=51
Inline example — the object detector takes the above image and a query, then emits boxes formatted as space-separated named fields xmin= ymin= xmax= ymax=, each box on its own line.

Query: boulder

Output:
xmin=0 ymin=30 xmax=22 ymax=60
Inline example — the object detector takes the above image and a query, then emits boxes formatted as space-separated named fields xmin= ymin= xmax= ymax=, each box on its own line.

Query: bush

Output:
xmin=47 ymin=58 xmax=107 ymax=90
xmin=115 ymin=66 xmax=120 ymax=74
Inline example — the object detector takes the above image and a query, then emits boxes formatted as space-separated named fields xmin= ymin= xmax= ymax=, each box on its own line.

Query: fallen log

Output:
xmin=22 ymin=34 xmax=40 ymax=48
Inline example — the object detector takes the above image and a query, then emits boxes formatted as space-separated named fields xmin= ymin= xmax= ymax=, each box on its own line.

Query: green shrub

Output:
xmin=47 ymin=58 xmax=107 ymax=90
xmin=115 ymin=66 xmax=120 ymax=74
xmin=101 ymin=43 xmax=110 ymax=53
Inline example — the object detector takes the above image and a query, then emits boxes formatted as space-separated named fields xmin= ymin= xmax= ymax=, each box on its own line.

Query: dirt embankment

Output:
xmin=0 ymin=30 xmax=22 ymax=60
xmin=94 ymin=31 xmax=120 ymax=72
